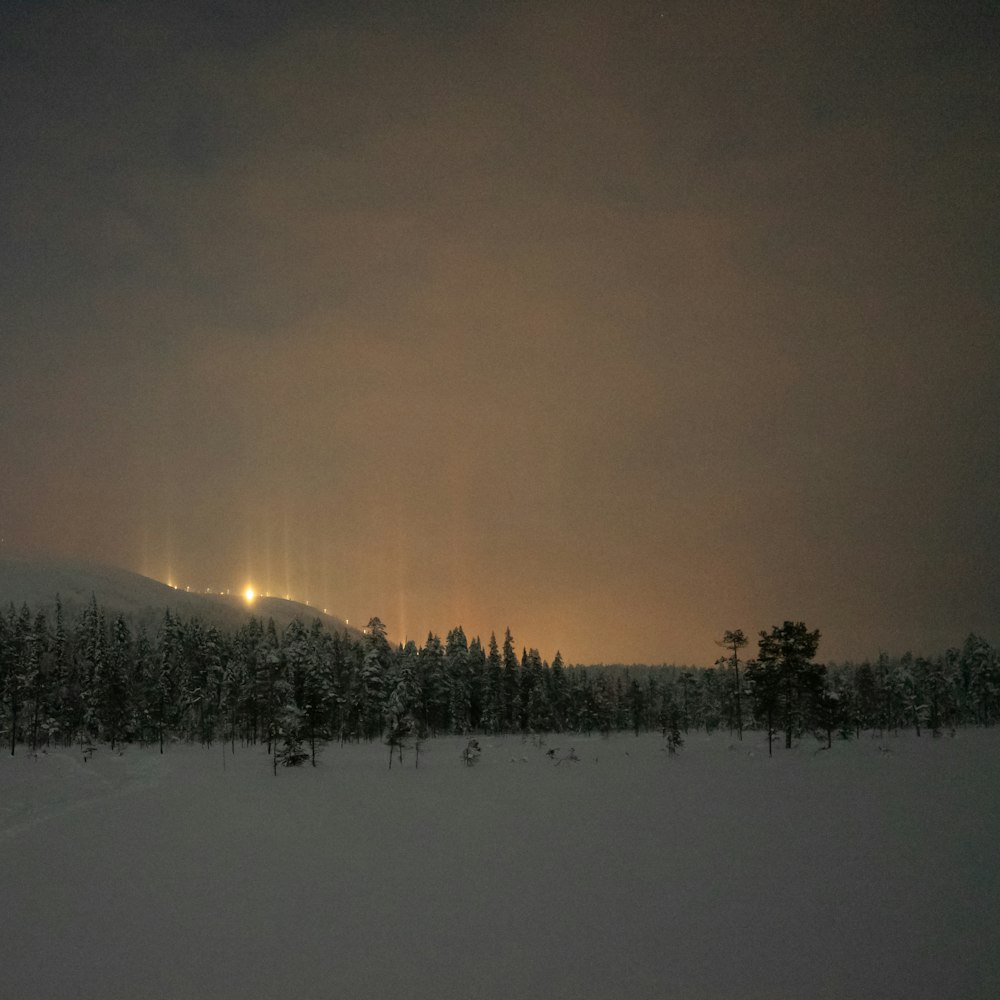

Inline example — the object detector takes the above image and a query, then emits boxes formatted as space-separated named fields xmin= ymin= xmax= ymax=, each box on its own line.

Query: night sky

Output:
xmin=2 ymin=0 xmax=997 ymax=665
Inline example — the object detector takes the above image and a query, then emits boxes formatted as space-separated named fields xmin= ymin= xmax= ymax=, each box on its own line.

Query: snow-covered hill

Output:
xmin=0 ymin=553 xmax=353 ymax=635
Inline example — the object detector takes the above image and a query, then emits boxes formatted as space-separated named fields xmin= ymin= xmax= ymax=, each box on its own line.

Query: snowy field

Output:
xmin=2 ymin=730 xmax=999 ymax=1000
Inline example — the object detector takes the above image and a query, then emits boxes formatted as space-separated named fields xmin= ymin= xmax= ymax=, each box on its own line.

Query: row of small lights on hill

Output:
xmin=164 ymin=580 xmax=330 ymax=617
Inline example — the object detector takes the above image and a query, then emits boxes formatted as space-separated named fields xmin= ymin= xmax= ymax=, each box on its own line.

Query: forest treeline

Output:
xmin=1 ymin=597 xmax=998 ymax=761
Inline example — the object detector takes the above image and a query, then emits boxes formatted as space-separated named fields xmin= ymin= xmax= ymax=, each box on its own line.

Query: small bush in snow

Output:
xmin=461 ymin=738 xmax=481 ymax=766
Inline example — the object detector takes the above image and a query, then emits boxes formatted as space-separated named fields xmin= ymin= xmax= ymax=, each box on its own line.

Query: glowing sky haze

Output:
xmin=2 ymin=0 xmax=998 ymax=664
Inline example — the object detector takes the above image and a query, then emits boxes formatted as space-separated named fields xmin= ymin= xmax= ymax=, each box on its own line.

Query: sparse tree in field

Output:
xmin=461 ymin=737 xmax=481 ymax=766
xmin=384 ymin=719 xmax=409 ymax=769
xmin=814 ymin=682 xmax=842 ymax=749
xmin=717 ymin=629 xmax=749 ymax=740
xmin=745 ymin=657 xmax=779 ymax=756
xmin=756 ymin=621 xmax=823 ymax=750
xmin=274 ymin=706 xmax=308 ymax=772
xmin=384 ymin=641 xmax=420 ymax=768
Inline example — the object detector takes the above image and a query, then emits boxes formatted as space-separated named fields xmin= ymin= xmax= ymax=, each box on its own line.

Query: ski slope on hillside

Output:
xmin=2 ymin=730 xmax=998 ymax=999
xmin=0 ymin=553 xmax=353 ymax=636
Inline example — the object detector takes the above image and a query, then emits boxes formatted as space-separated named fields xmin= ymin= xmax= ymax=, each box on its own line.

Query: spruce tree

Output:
xmin=421 ymin=632 xmax=448 ymax=734
xmin=446 ymin=626 xmax=470 ymax=734
xmin=501 ymin=628 xmax=520 ymax=731
xmin=756 ymin=621 xmax=822 ymax=750
xmin=480 ymin=632 xmax=504 ymax=734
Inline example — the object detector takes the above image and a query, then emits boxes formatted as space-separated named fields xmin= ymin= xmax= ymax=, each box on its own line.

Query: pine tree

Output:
xmin=745 ymin=658 xmax=780 ymax=756
xmin=717 ymin=629 xmax=748 ymax=740
xmin=756 ymin=621 xmax=823 ymax=750
xmin=814 ymin=682 xmax=842 ymax=749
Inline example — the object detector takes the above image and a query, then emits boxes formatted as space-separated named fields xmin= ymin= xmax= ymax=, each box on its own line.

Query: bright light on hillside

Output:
xmin=244 ymin=586 xmax=256 ymax=604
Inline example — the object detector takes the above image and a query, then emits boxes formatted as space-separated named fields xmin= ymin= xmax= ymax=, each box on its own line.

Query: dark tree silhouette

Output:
xmin=756 ymin=622 xmax=822 ymax=750
xmin=717 ymin=629 xmax=748 ymax=740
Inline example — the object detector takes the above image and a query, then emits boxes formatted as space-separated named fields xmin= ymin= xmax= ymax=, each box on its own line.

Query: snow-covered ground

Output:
xmin=2 ymin=730 xmax=998 ymax=1000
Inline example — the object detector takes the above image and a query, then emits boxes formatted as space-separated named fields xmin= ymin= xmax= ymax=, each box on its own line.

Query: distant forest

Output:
xmin=1 ymin=598 xmax=998 ymax=763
